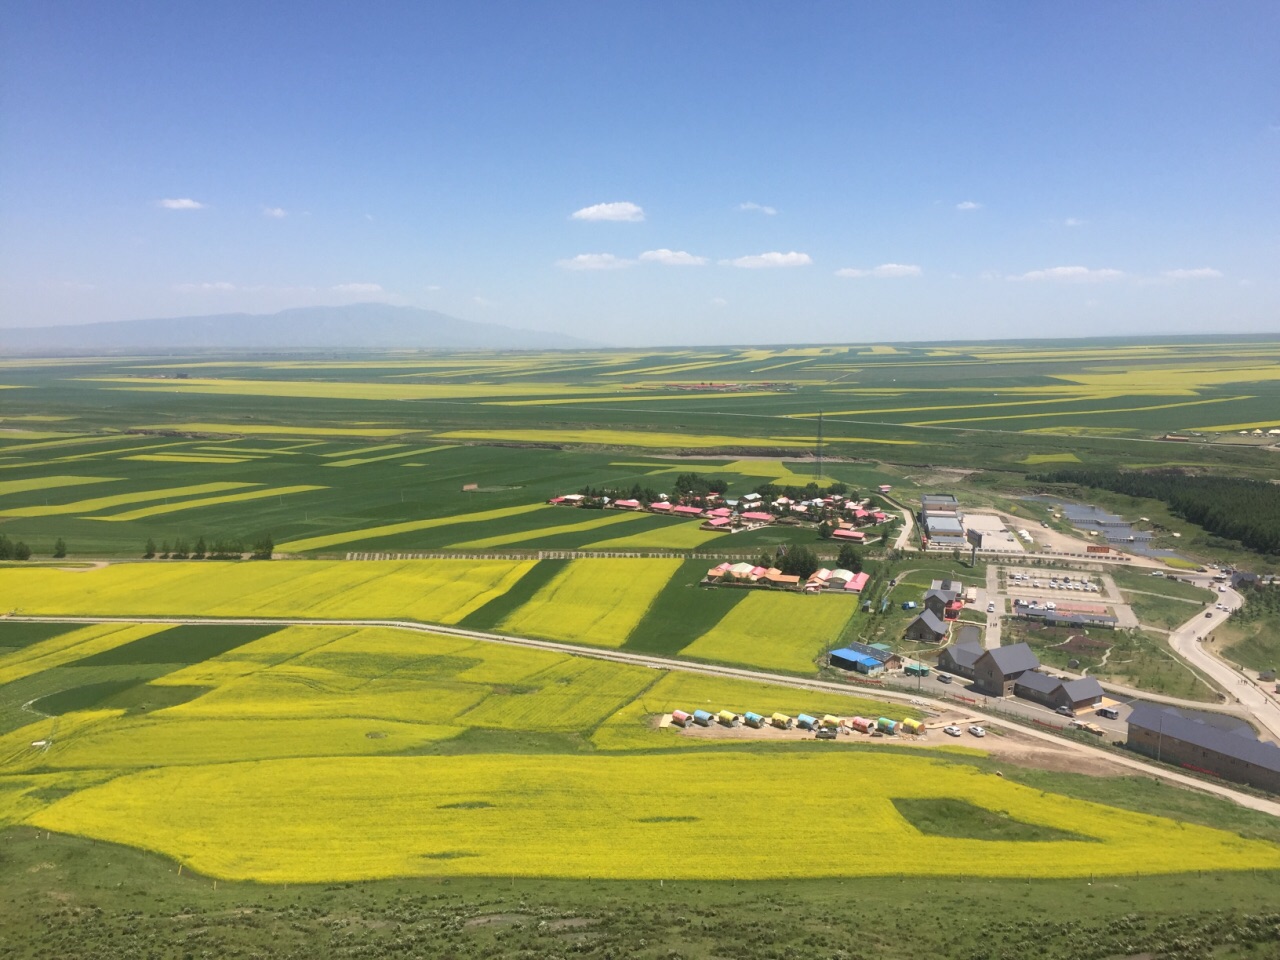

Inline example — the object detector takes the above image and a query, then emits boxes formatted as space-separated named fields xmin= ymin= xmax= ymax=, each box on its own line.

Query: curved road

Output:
xmin=7 ymin=612 xmax=1280 ymax=817
xmin=1167 ymin=586 xmax=1280 ymax=742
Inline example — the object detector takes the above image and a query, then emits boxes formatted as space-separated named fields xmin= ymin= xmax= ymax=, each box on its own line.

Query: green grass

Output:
xmin=891 ymin=797 xmax=1096 ymax=842
xmin=1218 ymin=620 xmax=1280 ymax=673
xmin=622 ymin=559 xmax=746 ymax=655
xmin=2 ymin=826 xmax=1280 ymax=960
xmin=0 ymin=621 xmax=76 ymax=654
xmin=1124 ymin=590 xmax=1206 ymax=631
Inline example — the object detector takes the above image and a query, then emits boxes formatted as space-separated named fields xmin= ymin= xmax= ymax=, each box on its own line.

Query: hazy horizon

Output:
xmin=2 ymin=3 xmax=1277 ymax=345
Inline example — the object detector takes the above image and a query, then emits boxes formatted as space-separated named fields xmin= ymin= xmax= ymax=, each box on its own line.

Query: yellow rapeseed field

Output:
xmin=124 ymin=453 xmax=256 ymax=463
xmin=499 ymin=558 xmax=681 ymax=647
xmin=1 ymin=481 xmax=255 ymax=517
xmin=679 ymin=592 xmax=854 ymax=674
xmin=450 ymin=509 xmax=647 ymax=549
xmin=457 ymin=658 xmax=656 ymax=731
xmin=323 ymin=444 xmax=456 ymax=467
xmin=275 ymin=502 xmax=545 ymax=552
xmin=30 ymin=752 xmax=1280 ymax=883
xmin=132 ymin=422 xmax=410 ymax=437
xmin=42 ymin=717 xmax=464 ymax=768
xmin=582 ymin=522 xmax=724 ymax=550
xmin=90 ymin=484 xmax=325 ymax=521
xmin=0 ymin=559 xmax=535 ymax=625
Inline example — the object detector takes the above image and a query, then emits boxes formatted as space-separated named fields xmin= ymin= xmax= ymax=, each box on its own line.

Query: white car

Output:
xmin=944 ymin=725 xmax=962 ymax=737
xmin=987 ymin=601 xmax=996 ymax=612
xmin=968 ymin=725 xmax=986 ymax=738
xmin=1045 ymin=601 xmax=1057 ymax=610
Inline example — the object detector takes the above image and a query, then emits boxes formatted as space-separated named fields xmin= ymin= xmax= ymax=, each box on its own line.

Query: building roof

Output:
xmin=740 ymin=511 xmax=773 ymax=522
xmin=830 ymin=648 xmax=881 ymax=669
xmin=908 ymin=609 xmax=948 ymax=636
xmin=845 ymin=571 xmax=870 ymax=592
xmin=649 ymin=501 xmax=673 ymax=511
xmin=930 ymin=579 xmax=964 ymax=592
xmin=832 ymin=528 xmax=865 ymax=540
xmin=705 ymin=517 xmax=732 ymax=527
xmin=829 ymin=568 xmax=854 ymax=581
xmin=981 ymin=642 xmax=1040 ymax=676
xmin=673 ymin=504 xmax=704 ymax=516
xmin=1013 ymin=670 xmax=1061 ymax=696
xmin=1060 ymin=676 xmax=1105 ymax=702
xmin=942 ymin=640 xmax=984 ymax=670
xmin=840 ymin=641 xmax=897 ymax=664
xmin=1128 ymin=704 xmax=1280 ymax=775
xmin=926 ymin=516 xmax=964 ymax=535
xmin=924 ymin=588 xmax=958 ymax=604
xmin=956 ymin=624 xmax=982 ymax=647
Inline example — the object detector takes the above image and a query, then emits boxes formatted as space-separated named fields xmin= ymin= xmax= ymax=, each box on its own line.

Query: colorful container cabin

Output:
xmin=876 ymin=717 xmax=898 ymax=734
xmin=821 ymin=714 xmax=841 ymax=729
xmin=671 ymin=710 xmax=692 ymax=727
xmin=771 ymin=712 xmax=794 ymax=729
xmin=717 ymin=709 xmax=740 ymax=727
xmin=849 ymin=716 xmax=875 ymax=734
xmin=692 ymin=709 xmax=714 ymax=727
xmin=899 ymin=718 xmax=923 ymax=735
xmin=743 ymin=711 xmax=766 ymax=728
xmin=796 ymin=713 xmax=818 ymax=730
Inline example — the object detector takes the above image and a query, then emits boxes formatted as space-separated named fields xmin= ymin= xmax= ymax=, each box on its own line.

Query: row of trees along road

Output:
xmin=144 ymin=535 xmax=274 ymax=560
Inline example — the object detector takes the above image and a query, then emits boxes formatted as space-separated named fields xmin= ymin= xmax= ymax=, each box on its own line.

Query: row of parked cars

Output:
xmin=1008 ymin=572 xmax=1099 ymax=592
xmin=943 ymin=724 xmax=986 ymax=738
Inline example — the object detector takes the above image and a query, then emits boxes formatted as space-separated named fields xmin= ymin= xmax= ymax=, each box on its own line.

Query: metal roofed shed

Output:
xmin=692 ymin=709 xmax=714 ymax=727
xmin=743 ymin=711 xmax=765 ymax=728
xmin=717 ymin=710 xmax=740 ymax=727
xmin=671 ymin=710 xmax=692 ymax=727
xmin=796 ymin=713 xmax=818 ymax=730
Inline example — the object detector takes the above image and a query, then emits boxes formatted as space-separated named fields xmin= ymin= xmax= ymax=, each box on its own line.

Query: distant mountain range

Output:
xmin=0 ymin=304 xmax=593 ymax=354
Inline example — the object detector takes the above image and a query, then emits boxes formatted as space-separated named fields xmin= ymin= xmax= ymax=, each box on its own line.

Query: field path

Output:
xmin=5 ymin=612 xmax=1280 ymax=818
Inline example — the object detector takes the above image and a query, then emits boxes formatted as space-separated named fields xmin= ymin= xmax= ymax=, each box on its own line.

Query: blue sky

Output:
xmin=2 ymin=2 xmax=1276 ymax=345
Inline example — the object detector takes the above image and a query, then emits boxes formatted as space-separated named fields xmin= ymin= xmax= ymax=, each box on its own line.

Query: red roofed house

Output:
xmin=878 ymin=485 xmax=892 ymax=494
xmin=672 ymin=505 xmax=704 ymax=518
xmin=649 ymin=501 xmax=673 ymax=513
xmin=844 ymin=571 xmax=870 ymax=593
xmin=708 ymin=506 xmax=733 ymax=519
xmin=701 ymin=517 xmax=733 ymax=531
xmin=612 ymin=499 xmax=642 ymax=510
xmin=740 ymin=511 xmax=774 ymax=524
xmin=873 ymin=511 xmax=887 ymax=522
xmin=832 ymin=528 xmax=865 ymax=542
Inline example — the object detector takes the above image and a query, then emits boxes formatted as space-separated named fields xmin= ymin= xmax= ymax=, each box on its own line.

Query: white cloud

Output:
xmin=174 ymin=281 xmax=236 ymax=292
xmin=710 ymin=297 xmax=728 ymax=307
xmin=263 ymin=206 xmax=287 ymax=218
xmin=1012 ymin=265 xmax=1124 ymax=282
xmin=639 ymin=248 xmax=708 ymax=266
xmin=570 ymin=201 xmax=645 ymax=222
xmin=331 ymin=282 xmax=385 ymax=294
xmin=721 ymin=251 xmax=812 ymax=269
xmin=425 ymin=284 xmax=442 ymax=292
xmin=835 ymin=263 xmax=922 ymax=278
xmin=473 ymin=296 xmax=494 ymax=307
xmin=1163 ymin=267 xmax=1223 ymax=280
xmin=955 ymin=200 xmax=982 ymax=211
xmin=1064 ymin=217 xmax=1085 ymax=227
xmin=556 ymin=253 xmax=635 ymax=271
xmin=158 ymin=198 xmax=206 ymax=210
xmin=738 ymin=202 xmax=777 ymax=215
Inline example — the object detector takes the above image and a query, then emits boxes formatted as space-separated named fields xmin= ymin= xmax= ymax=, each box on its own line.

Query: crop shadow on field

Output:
xmin=622 ymin=559 xmax=745 ymax=656
xmin=71 ymin=624 xmax=280 ymax=667
xmin=0 ymin=621 xmax=78 ymax=653
xmin=891 ymin=798 xmax=1098 ymax=843
xmin=397 ymin=727 xmax=596 ymax=757
xmin=30 ymin=678 xmax=210 ymax=716
xmin=458 ymin=559 xmax=569 ymax=631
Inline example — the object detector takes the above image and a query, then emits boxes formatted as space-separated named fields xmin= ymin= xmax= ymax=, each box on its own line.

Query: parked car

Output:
xmin=1055 ymin=705 xmax=1074 ymax=717
xmin=815 ymin=728 xmax=838 ymax=740
xmin=987 ymin=601 xmax=996 ymax=612
xmin=968 ymin=725 xmax=986 ymax=738
xmin=937 ymin=673 xmax=953 ymax=684
xmin=944 ymin=725 xmax=962 ymax=737
xmin=1097 ymin=706 xmax=1119 ymax=719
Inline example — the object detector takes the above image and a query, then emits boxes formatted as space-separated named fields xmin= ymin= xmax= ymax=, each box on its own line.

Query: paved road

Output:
xmin=8 ymin=612 xmax=1280 ymax=817
xmin=1166 ymin=587 xmax=1280 ymax=743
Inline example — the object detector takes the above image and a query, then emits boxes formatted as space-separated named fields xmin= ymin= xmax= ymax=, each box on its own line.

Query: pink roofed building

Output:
xmin=873 ymin=511 xmax=887 ymax=522
xmin=750 ymin=565 xmax=769 ymax=579
xmin=844 ymin=572 xmax=870 ymax=593
xmin=878 ymin=485 xmax=892 ymax=494
xmin=702 ymin=517 xmax=733 ymax=530
xmin=673 ymin=504 xmax=704 ymax=517
xmin=649 ymin=501 xmax=673 ymax=512
xmin=832 ymin=528 xmax=866 ymax=542
xmin=612 ymin=499 xmax=642 ymax=510
xmin=740 ymin=511 xmax=774 ymax=524
xmin=708 ymin=506 xmax=733 ymax=518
